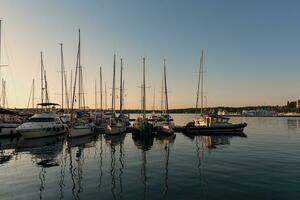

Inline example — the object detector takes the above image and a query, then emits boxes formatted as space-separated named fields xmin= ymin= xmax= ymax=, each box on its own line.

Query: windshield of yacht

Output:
xmin=28 ymin=118 xmax=55 ymax=122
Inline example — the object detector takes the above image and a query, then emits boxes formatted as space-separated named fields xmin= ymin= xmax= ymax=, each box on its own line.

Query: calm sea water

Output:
xmin=1 ymin=114 xmax=300 ymax=200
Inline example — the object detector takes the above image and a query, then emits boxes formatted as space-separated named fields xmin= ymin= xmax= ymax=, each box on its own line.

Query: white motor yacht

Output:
xmin=16 ymin=113 xmax=66 ymax=139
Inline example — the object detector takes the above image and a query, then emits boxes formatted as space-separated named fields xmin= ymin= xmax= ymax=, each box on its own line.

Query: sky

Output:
xmin=0 ymin=0 xmax=300 ymax=109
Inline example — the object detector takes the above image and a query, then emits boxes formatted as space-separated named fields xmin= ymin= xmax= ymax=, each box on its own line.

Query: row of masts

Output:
xmin=1 ymin=19 xmax=204 ymax=113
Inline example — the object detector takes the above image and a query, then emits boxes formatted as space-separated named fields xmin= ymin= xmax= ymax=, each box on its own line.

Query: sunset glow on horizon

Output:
xmin=1 ymin=0 xmax=300 ymax=109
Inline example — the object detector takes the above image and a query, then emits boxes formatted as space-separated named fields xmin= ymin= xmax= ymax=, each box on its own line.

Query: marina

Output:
xmin=1 ymin=1 xmax=300 ymax=199
xmin=1 ymin=116 xmax=300 ymax=199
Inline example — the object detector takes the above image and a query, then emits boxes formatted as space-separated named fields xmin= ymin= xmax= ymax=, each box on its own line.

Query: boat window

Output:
xmin=28 ymin=118 xmax=55 ymax=122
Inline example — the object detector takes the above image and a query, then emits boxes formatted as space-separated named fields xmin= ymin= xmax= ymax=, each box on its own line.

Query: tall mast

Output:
xmin=123 ymin=80 xmax=125 ymax=110
xmin=105 ymin=81 xmax=107 ymax=110
xmin=200 ymin=50 xmax=204 ymax=114
xmin=0 ymin=20 xmax=1 ymax=104
xmin=44 ymin=70 xmax=49 ymax=103
xmin=112 ymin=54 xmax=116 ymax=117
xmin=40 ymin=51 xmax=44 ymax=104
xmin=78 ymin=30 xmax=81 ymax=109
xmin=142 ymin=57 xmax=146 ymax=119
xmin=152 ymin=87 xmax=155 ymax=113
xmin=69 ymin=69 xmax=73 ymax=107
xmin=32 ymin=79 xmax=35 ymax=108
xmin=120 ymin=58 xmax=123 ymax=114
xmin=196 ymin=50 xmax=204 ymax=114
xmin=100 ymin=66 xmax=103 ymax=111
xmin=163 ymin=59 xmax=169 ymax=116
xmin=60 ymin=43 xmax=64 ymax=110
xmin=2 ymin=79 xmax=5 ymax=108
xmin=0 ymin=20 xmax=1 ymax=74
xmin=0 ymin=20 xmax=2 ymax=106
xmin=160 ymin=74 xmax=164 ymax=113
xmin=95 ymin=80 xmax=97 ymax=109
xmin=71 ymin=30 xmax=80 ymax=116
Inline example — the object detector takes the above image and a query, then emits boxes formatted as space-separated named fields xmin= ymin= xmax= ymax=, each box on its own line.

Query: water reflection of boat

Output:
xmin=68 ymin=134 xmax=97 ymax=148
xmin=16 ymin=135 xmax=65 ymax=150
xmin=106 ymin=131 xmax=125 ymax=199
xmin=156 ymin=134 xmax=176 ymax=145
xmin=17 ymin=135 xmax=65 ymax=200
xmin=0 ymin=137 xmax=18 ymax=150
xmin=68 ymin=144 xmax=84 ymax=200
xmin=104 ymin=133 xmax=126 ymax=146
xmin=182 ymin=132 xmax=246 ymax=149
xmin=0 ymin=137 xmax=17 ymax=164
xmin=132 ymin=132 xmax=154 ymax=151
xmin=156 ymin=134 xmax=175 ymax=198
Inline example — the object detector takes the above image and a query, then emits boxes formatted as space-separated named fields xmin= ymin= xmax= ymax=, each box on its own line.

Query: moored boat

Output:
xmin=16 ymin=112 xmax=66 ymax=139
xmin=185 ymin=50 xmax=247 ymax=135
xmin=104 ymin=55 xmax=126 ymax=136
xmin=185 ymin=114 xmax=247 ymax=134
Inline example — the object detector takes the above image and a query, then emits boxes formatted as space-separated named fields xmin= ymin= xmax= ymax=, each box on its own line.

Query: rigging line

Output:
xmin=71 ymin=30 xmax=80 ymax=118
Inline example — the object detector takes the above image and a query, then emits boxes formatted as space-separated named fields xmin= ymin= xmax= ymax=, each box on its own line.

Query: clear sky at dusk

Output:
xmin=0 ymin=0 xmax=300 ymax=109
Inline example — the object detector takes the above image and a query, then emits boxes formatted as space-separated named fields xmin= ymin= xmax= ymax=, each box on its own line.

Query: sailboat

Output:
xmin=153 ymin=59 xmax=175 ymax=134
xmin=69 ymin=30 xmax=95 ymax=138
xmin=133 ymin=57 xmax=153 ymax=134
xmin=94 ymin=66 xmax=110 ymax=131
xmin=58 ymin=43 xmax=71 ymax=123
xmin=117 ymin=58 xmax=130 ymax=126
xmin=105 ymin=54 xmax=126 ymax=135
xmin=185 ymin=50 xmax=247 ymax=134
xmin=17 ymin=52 xmax=67 ymax=139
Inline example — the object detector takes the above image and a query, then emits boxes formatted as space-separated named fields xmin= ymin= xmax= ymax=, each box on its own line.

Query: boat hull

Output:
xmin=105 ymin=126 xmax=126 ymax=135
xmin=0 ymin=123 xmax=20 ymax=137
xmin=185 ymin=123 xmax=247 ymax=135
xmin=156 ymin=127 xmax=174 ymax=135
xmin=19 ymin=128 xmax=65 ymax=139
xmin=69 ymin=126 xmax=94 ymax=138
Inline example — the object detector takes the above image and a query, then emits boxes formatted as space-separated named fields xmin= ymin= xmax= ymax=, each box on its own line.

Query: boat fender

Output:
xmin=57 ymin=127 xmax=60 ymax=132
xmin=47 ymin=127 xmax=51 ymax=131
